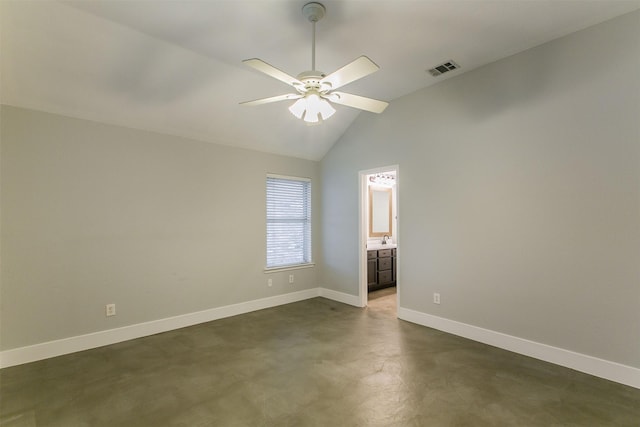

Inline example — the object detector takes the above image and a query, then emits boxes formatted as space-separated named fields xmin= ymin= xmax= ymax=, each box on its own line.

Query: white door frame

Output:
xmin=358 ymin=165 xmax=400 ymax=309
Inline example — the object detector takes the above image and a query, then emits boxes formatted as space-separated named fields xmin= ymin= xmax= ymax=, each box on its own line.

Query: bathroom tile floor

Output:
xmin=1 ymin=294 xmax=639 ymax=426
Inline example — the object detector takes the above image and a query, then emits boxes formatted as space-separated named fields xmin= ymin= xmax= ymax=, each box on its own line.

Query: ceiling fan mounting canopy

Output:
xmin=302 ymin=2 xmax=326 ymax=23
xmin=240 ymin=1 xmax=388 ymax=124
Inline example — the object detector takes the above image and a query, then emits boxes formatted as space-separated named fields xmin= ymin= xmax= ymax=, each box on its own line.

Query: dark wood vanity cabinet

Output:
xmin=367 ymin=248 xmax=397 ymax=291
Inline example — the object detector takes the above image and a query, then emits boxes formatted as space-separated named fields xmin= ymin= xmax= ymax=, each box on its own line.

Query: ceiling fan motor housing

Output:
xmin=296 ymin=70 xmax=331 ymax=93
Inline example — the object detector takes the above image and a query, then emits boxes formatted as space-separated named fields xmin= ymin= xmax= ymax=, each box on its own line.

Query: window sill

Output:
xmin=264 ymin=263 xmax=315 ymax=273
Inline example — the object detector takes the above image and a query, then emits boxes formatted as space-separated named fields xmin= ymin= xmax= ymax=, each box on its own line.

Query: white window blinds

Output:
xmin=266 ymin=175 xmax=312 ymax=268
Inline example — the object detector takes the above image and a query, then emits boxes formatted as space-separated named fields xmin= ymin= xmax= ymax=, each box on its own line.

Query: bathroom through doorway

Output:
xmin=359 ymin=165 xmax=399 ymax=313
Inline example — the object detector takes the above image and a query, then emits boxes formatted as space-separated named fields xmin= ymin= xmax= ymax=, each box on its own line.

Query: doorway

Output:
xmin=359 ymin=165 xmax=399 ymax=313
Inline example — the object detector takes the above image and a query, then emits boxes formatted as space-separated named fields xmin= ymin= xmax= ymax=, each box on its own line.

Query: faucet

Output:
xmin=382 ymin=235 xmax=390 ymax=245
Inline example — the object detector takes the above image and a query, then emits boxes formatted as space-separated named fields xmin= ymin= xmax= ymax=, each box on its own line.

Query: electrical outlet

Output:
xmin=433 ymin=293 xmax=441 ymax=305
xmin=289 ymin=274 xmax=294 ymax=284
xmin=268 ymin=278 xmax=273 ymax=287
xmin=105 ymin=303 xmax=116 ymax=316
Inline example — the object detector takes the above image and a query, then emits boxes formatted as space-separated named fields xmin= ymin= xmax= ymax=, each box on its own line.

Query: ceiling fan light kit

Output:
xmin=240 ymin=2 xmax=388 ymax=124
xmin=289 ymin=93 xmax=336 ymax=123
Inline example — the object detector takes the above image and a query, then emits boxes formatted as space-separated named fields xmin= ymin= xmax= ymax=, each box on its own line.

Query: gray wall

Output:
xmin=1 ymin=106 xmax=320 ymax=350
xmin=320 ymin=11 xmax=640 ymax=368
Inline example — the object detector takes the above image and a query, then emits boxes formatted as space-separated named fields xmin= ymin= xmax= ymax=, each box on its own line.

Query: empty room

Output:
xmin=1 ymin=1 xmax=639 ymax=425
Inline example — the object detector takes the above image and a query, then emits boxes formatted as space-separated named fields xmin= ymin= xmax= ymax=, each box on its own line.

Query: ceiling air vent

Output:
xmin=427 ymin=60 xmax=460 ymax=77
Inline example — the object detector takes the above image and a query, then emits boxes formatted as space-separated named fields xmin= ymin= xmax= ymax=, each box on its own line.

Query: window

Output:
xmin=266 ymin=174 xmax=312 ymax=269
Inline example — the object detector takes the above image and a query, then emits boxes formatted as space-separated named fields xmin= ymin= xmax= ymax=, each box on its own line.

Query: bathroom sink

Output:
xmin=367 ymin=243 xmax=397 ymax=250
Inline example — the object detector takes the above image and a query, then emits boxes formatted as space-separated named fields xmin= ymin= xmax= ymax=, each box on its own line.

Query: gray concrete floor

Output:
xmin=1 ymin=292 xmax=639 ymax=426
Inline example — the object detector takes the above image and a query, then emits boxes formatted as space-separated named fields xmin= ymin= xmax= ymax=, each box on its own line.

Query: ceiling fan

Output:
xmin=240 ymin=2 xmax=389 ymax=124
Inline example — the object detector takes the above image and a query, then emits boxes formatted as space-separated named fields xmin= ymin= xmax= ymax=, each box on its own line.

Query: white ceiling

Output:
xmin=2 ymin=0 xmax=638 ymax=160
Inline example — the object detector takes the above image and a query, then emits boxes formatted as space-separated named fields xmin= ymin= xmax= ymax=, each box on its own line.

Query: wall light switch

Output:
xmin=289 ymin=274 xmax=294 ymax=284
xmin=268 ymin=278 xmax=273 ymax=287
xmin=433 ymin=293 xmax=441 ymax=305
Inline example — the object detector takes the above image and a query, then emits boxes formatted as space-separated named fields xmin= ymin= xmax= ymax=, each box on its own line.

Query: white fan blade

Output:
xmin=327 ymin=92 xmax=388 ymax=114
xmin=243 ymin=58 xmax=304 ymax=88
xmin=240 ymin=93 xmax=302 ymax=106
xmin=320 ymin=56 xmax=380 ymax=90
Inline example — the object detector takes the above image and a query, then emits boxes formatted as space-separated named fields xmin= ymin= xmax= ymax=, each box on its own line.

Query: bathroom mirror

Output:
xmin=369 ymin=187 xmax=392 ymax=237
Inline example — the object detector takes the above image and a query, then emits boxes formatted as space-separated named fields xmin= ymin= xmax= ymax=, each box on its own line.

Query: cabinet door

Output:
xmin=367 ymin=259 xmax=377 ymax=286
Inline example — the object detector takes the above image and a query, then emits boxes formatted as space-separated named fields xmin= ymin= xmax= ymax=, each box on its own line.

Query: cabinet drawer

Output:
xmin=391 ymin=248 xmax=397 ymax=256
xmin=378 ymin=257 xmax=392 ymax=271
xmin=378 ymin=249 xmax=392 ymax=258
xmin=367 ymin=250 xmax=377 ymax=260
xmin=378 ymin=270 xmax=393 ymax=284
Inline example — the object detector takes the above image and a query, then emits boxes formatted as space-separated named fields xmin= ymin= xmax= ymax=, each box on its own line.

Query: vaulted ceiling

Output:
xmin=2 ymin=0 xmax=638 ymax=160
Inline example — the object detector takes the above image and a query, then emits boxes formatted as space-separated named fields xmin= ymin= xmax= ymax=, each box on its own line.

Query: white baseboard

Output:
xmin=0 ymin=288 xmax=321 ymax=369
xmin=5 ymin=291 xmax=637 ymax=390
xmin=318 ymin=288 xmax=361 ymax=307
xmin=398 ymin=307 xmax=640 ymax=390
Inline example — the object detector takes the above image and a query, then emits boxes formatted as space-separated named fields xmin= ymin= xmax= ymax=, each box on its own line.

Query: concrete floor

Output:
xmin=1 ymin=291 xmax=639 ymax=426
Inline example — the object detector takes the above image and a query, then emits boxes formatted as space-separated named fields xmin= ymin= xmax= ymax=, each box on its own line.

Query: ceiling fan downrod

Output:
xmin=302 ymin=2 xmax=326 ymax=72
